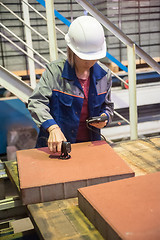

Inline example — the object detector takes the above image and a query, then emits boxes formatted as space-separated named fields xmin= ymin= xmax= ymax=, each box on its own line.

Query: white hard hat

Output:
xmin=65 ymin=16 xmax=106 ymax=60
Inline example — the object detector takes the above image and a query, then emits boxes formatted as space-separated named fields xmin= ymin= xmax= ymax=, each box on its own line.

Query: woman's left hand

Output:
xmin=89 ymin=113 xmax=108 ymax=129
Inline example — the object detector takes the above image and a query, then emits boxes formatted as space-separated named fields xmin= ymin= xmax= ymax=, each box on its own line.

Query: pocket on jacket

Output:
xmin=93 ymin=93 xmax=106 ymax=115
xmin=94 ymin=93 xmax=105 ymax=107
xmin=59 ymin=93 xmax=73 ymax=106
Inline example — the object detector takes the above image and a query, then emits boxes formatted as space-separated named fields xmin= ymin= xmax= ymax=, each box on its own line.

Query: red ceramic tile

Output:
xmin=17 ymin=141 xmax=134 ymax=204
xmin=78 ymin=172 xmax=160 ymax=240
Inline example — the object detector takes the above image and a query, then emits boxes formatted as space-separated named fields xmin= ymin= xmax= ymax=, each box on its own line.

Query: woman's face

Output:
xmin=74 ymin=55 xmax=97 ymax=70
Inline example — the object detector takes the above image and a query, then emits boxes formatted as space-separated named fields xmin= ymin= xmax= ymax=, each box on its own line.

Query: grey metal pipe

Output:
xmin=46 ymin=0 xmax=58 ymax=61
xmin=22 ymin=0 xmax=36 ymax=89
xmin=0 ymin=23 xmax=50 ymax=64
xmin=127 ymin=44 xmax=138 ymax=140
xmin=114 ymin=111 xmax=130 ymax=125
xmin=21 ymin=0 xmax=65 ymax=36
xmin=0 ymin=33 xmax=46 ymax=69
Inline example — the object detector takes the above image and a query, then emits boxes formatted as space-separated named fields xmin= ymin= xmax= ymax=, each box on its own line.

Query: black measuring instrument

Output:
xmin=60 ymin=141 xmax=71 ymax=160
xmin=86 ymin=115 xmax=108 ymax=124
xmin=86 ymin=115 xmax=113 ymax=145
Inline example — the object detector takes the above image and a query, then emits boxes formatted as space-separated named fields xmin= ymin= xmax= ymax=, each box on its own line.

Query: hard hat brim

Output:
xmin=65 ymin=33 xmax=106 ymax=60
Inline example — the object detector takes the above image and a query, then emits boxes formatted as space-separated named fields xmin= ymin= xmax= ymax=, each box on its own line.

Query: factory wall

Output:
xmin=91 ymin=0 xmax=160 ymax=63
xmin=0 ymin=0 xmax=160 ymax=72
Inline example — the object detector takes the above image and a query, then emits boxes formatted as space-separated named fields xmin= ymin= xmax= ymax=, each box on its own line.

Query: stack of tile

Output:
xmin=78 ymin=172 xmax=160 ymax=240
xmin=17 ymin=141 xmax=134 ymax=205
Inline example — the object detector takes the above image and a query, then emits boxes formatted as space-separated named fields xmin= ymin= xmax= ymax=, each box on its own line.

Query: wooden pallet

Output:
xmin=113 ymin=137 xmax=160 ymax=176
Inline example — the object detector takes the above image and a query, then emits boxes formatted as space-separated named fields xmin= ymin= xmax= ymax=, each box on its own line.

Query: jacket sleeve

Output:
xmin=28 ymin=63 xmax=59 ymax=130
xmin=103 ymin=69 xmax=114 ymax=124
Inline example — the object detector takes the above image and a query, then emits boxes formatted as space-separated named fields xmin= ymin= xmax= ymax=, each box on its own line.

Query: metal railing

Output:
xmin=0 ymin=0 xmax=67 ymax=88
xmin=76 ymin=0 xmax=160 ymax=74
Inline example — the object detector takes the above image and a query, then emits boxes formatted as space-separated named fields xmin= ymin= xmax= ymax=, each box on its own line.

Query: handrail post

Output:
xmin=45 ymin=0 xmax=58 ymax=61
xmin=22 ymin=0 xmax=36 ymax=89
xmin=127 ymin=44 xmax=138 ymax=140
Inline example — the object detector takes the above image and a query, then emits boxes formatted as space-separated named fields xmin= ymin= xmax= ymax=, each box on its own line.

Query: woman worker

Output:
xmin=28 ymin=16 xmax=114 ymax=153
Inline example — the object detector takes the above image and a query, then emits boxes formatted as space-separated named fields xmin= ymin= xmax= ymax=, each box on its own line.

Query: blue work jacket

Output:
xmin=28 ymin=59 xmax=114 ymax=146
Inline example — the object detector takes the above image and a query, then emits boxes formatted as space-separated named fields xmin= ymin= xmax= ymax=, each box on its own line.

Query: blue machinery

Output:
xmin=0 ymin=99 xmax=38 ymax=154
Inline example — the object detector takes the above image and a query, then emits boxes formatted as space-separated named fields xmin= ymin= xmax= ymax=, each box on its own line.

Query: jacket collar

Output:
xmin=62 ymin=60 xmax=107 ymax=81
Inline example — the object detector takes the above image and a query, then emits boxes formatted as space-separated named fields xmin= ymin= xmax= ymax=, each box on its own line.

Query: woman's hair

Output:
xmin=67 ymin=46 xmax=75 ymax=68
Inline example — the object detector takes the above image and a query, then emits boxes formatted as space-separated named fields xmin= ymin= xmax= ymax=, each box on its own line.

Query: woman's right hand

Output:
xmin=47 ymin=125 xmax=67 ymax=153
